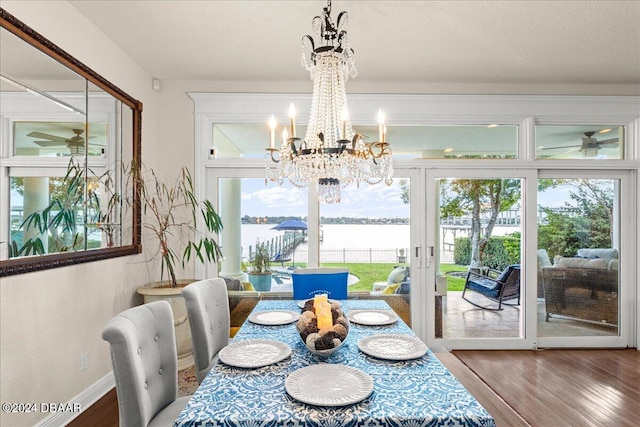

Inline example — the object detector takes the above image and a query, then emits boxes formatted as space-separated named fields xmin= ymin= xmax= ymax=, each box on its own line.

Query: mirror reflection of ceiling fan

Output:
xmin=27 ymin=129 xmax=98 ymax=155
xmin=540 ymin=131 xmax=619 ymax=157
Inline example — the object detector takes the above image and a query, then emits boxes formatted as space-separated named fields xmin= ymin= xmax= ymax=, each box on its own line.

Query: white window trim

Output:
xmin=191 ymin=93 xmax=640 ymax=349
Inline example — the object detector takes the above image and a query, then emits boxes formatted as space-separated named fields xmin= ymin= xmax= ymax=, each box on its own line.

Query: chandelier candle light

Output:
xmin=266 ymin=0 xmax=393 ymax=203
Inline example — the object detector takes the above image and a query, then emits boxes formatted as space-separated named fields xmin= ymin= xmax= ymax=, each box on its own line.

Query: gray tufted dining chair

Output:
xmin=181 ymin=278 xmax=230 ymax=383
xmin=102 ymin=300 xmax=190 ymax=427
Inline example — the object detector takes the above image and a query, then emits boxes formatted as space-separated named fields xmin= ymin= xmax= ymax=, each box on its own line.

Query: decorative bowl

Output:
xmin=296 ymin=300 xmax=350 ymax=357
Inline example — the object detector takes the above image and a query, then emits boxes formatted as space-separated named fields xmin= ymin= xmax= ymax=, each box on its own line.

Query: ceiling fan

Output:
xmin=27 ymin=129 xmax=97 ymax=154
xmin=540 ymin=131 xmax=619 ymax=157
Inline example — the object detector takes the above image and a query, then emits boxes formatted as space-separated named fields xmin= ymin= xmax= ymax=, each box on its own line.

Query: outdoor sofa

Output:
xmin=541 ymin=248 xmax=618 ymax=325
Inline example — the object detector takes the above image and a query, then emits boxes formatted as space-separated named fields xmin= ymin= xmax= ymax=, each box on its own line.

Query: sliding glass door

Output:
xmin=425 ymin=169 xmax=633 ymax=349
xmin=536 ymin=171 xmax=632 ymax=348
xmin=425 ymin=170 xmax=527 ymax=347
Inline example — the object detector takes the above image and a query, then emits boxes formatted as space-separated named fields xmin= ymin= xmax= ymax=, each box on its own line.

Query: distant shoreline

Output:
xmin=241 ymin=216 xmax=409 ymax=225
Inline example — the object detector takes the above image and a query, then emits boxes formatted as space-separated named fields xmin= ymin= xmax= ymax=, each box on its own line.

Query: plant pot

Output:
xmin=137 ymin=280 xmax=194 ymax=371
xmin=248 ymin=273 xmax=272 ymax=292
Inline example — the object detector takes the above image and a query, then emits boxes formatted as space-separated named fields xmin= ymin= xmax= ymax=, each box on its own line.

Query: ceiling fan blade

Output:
xmin=597 ymin=137 xmax=619 ymax=145
xmin=540 ymin=144 xmax=581 ymax=150
xmin=27 ymin=131 xmax=69 ymax=142
xmin=33 ymin=140 xmax=65 ymax=147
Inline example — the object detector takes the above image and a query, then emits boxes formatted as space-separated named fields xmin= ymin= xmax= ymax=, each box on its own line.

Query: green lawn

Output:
xmin=438 ymin=263 xmax=469 ymax=291
xmin=274 ymin=261 xmax=468 ymax=292
xmin=323 ymin=262 xmax=405 ymax=292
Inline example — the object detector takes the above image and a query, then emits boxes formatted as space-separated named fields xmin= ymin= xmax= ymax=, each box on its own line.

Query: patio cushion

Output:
xmin=467 ymin=265 xmax=519 ymax=300
xmin=538 ymin=249 xmax=552 ymax=269
xmin=387 ymin=266 xmax=409 ymax=285
xmin=496 ymin=264 xmax=519 ymax=282
xmin=576 ymin=248 xmax=618 ymax=262
xmin=466 ymin=276 xmax=501 ymax=299
xmin=382 ymin=283 xmax=401 ymax=294
xmin=396 ymin=282 xmax=410 ymax=294
xmin=555 ymin=257 xmax=607 ymax=269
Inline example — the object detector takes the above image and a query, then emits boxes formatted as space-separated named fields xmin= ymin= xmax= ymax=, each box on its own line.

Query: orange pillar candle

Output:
xmin=316 ymin=302 xmax=333 ymax=330
xmin=313 ymin=294 xmax=328 ymax=311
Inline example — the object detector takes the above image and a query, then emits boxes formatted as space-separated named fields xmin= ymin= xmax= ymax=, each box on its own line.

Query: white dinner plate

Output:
xmin=357 ymin=334 xmax=428 ymax=360
xmin=248 ymin=310 xmax=300 ymax=325
xmin=297 ymin=299 xmax=341 ymax=308
xmin=285 ymin=364 xmax=373 ymax=406
xmin=347 ymin=310 xmax=398 ymax=326
xmin=219 ymin=339 xmax=291 ymax=368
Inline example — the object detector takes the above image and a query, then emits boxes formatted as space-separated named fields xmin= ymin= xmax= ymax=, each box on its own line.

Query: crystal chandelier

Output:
xmin=266 ymin=0 xmax=393 ymax=203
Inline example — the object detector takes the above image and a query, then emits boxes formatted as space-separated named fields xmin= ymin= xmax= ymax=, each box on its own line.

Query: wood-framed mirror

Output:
xmin=0 ymin=8 xmax=142 ymax=276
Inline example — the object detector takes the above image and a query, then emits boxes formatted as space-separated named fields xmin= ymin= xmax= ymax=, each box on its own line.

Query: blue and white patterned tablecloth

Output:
xmin=174 ymin=300 xmax=495 ymax=427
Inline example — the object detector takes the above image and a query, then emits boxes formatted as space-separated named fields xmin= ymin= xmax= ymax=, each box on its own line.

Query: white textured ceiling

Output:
xmin=68 ymin=0 xmax=640 ymax=88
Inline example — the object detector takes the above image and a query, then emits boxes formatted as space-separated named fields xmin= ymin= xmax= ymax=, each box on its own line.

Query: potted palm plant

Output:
xmin=131 ymin=162 xmax=223 ymax=369
xmin=131 ymin=163 xmax=223 ymax=287
xmin=247 ymin=240 xmax=272 ymax=292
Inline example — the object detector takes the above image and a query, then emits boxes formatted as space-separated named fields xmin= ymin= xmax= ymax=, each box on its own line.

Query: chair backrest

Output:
xmin=102 ymin=300 xmax=178 ymax=427
xmin=499 ymin=265 xmax=521 ymax=296
xmin=181 ymin=278 xmax=230 ymax=383
xmin=291 ymin=267 xmax=348 ymax=300
xmin=497 ymin=264 xmax=520 ymax=283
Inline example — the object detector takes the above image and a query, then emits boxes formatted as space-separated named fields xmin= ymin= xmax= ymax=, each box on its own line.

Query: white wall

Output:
xmin=0 ymin=2 xmax=160 ymax=425
xmin=2 ymin=1 xmax=638 ymax=425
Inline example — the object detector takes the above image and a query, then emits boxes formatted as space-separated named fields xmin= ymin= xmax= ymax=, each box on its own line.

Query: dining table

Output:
xmin=174 ymin=299 xmax=496 ymax=427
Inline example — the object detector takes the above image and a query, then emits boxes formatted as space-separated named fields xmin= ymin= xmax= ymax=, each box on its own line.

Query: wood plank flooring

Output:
xmin=453 ymin=349 xmax=640 ymax=427
xmin=67 ymin=349 xmax=638 ymax=427
xmin=432 ymin=349 xmax=528 ymax=427
xmin=66 ymin=388 xmax=118 ymax=427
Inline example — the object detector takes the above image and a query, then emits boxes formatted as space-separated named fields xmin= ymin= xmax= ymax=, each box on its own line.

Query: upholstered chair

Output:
xmin=181 ymin=278 xmax=230 ymax=383
xmin=292 ymin=267 xmax=349 ymax=300
xmin=462 ymin=264 xmax=521 ymax=310
xmin=102 ymin=300 xmax=190 ymax=427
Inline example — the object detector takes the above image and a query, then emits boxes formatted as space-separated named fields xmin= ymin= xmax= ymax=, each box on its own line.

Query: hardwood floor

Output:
xmin=433 ymin=349 xmax=528 ymax=426
xmin=66 ymin=388 xmax=118 ymax=427
xmin=452 ymin=349 xmax=640 ymax=427
xmin=68 ymin=349 xmax=638 ymax=427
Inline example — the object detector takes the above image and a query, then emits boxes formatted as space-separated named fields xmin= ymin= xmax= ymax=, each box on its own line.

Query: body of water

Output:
xmin=240 ymin=223 xmax=519 ymax=263
xmin=241 ymin=224 xmax=410 ymax=251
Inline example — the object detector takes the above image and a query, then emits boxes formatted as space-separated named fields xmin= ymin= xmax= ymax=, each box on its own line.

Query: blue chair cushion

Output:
xmin=466 ymin=276 xmax=502 ymax=299
xmin=496 ymin=264 xmax=520 ymax=282
xmin=468 ymin=265 xmax=520 ymax=299
xmin=395 ymin=281 xmax=410 ymax=295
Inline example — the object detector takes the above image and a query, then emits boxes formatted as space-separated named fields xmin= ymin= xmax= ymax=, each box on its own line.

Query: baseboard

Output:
xmin=37 ymin=372 xmax=115 ymax=427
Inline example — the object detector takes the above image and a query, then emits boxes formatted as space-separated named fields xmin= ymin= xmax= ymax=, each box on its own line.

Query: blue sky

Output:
xmin=238 ymin=178 xmax=595 ymax=218
xmin=240 ymin=178 xmax=409 ymax=218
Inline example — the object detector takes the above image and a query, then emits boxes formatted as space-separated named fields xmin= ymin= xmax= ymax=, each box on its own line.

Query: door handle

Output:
xmin=414 ymin=245 xmax=421 ymax=268
xmin=426 ymin=245 xmax=434 ymax=268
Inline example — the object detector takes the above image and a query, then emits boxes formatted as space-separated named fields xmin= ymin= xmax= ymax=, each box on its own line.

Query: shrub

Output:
xmin=453 ymin=237 xmax=471 ymax=265
xmin=453 ymin=234 xmax=520 ymax=270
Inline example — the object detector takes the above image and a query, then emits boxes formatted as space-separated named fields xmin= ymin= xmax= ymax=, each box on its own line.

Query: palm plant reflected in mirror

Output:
xmin=0 ymin=8 xmax=142 ymax=276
